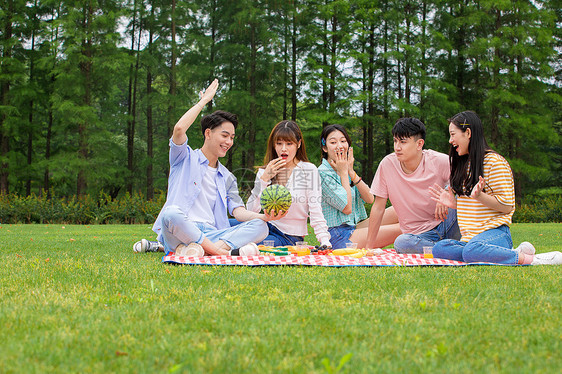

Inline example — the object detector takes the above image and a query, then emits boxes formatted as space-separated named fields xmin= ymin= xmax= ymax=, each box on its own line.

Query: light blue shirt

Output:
xmin=152 ymin=137 xmax=244 ymax=238
xmin=318 ymin=158 xmax=367 ymax=228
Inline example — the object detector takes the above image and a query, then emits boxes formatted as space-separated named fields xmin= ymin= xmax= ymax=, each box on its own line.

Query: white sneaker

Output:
xmin=531 ymin=251 xmax=562 ymax=265
xmin=515 ymin=241 xmax=536 ymax=256
xmin=238 ymin=242 xmax=260 ymax=256
xmin=175 ymin=242 xmax=205 ymax=257
xmin=133 ymin=239 xmax=164 ymax=253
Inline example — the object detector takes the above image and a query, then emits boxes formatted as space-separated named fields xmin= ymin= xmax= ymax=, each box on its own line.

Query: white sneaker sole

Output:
xmin=531 ymin=251 xmax=562 ymax=266
xmin=133 ymin=239 xmax=148 ymax=253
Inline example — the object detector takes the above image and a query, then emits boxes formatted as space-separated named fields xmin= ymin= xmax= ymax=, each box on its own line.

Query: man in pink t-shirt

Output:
xmin=366 ymin=118 xmax=460 ymax=253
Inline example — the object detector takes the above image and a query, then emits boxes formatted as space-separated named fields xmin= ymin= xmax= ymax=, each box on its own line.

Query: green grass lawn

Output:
xmin=1 ymin=223 xmax=560 ymax=373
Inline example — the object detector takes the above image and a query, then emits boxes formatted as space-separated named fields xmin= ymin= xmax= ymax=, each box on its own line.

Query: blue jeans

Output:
xmin=159 ymin=205 xmax=268 ymax=254
xmin=328 ymin=224 xmax=355 ymax=249
xmin=432 ymin=225 xmax=517 ymax=264
xmin=261 ymin=222 xmax=304 ymax=247
xmin=393 ymin=208 xmax=461 ymax=254
xmin=228 ymin=219 xmax=303 ymax=247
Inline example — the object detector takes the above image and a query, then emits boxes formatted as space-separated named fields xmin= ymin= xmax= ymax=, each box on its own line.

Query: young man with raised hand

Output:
xmin=134 ymin=79 xmax=284 ymax=256
xmin=366 ymin=118 xmax=461 ymax=253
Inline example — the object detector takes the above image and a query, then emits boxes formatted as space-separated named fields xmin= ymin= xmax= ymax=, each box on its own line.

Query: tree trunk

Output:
xmin=366 ymin=24 xmax=375 ymax=183
xmin=383 ymin=16 xmax=391 ymax=155
xmin=490 ymin=8 xmax=501 ymax=146
xmin=0 ymin=0 xmax=13 ymax=194
xmin=166 ymin=0 xmax=177 ymax=178
xmin=248 ymin=22 xmax=257 ymax=169
xmin=26 ymin=3 xmax=38 ymax=196
xmin=146 ymin=5 xmax=154 ymax=200
xmin=291 ymin=12 xmax=297 ymax=121
xmin=420 ymin=0 xmax=427 ymax=114
xmin=77 ymin=3 xmax=93 ymax=196
xmin=396 ymin=32 xmax=402 ymax=115
xmin=44 ymin=5 xmax=59 ymax=199
xmin=455 ymin=4 xmax=466 ymax=106
xmin=208 ymin=0 xmax=217 ymax=112
xmin=44 ymin=109 xmax=53 ymax=198
xmin=27 ymin=108 xmax=33 ymax=196
xmin=404 ymin=4 xmax=411 ymax=109
xmin=328 ymin=14 xmax=337 ymax=112
xmin=126 ymin=1 xmax=137 ymax=195
xmin=129 ymin=27 xmax=141 ymax=194
xmin=322 ymin=16 xmax=328 ymax=124
xmin=282 ymin=17 xmax=288 ymax=120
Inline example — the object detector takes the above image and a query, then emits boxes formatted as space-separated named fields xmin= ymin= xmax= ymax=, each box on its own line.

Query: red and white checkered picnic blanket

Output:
xmin=162 ymin=248 xmax=515 ymax=267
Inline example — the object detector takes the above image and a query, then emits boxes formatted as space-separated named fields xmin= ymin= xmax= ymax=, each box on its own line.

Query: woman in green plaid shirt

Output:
xmin=318 ymin=125 xmax=401 ymax=249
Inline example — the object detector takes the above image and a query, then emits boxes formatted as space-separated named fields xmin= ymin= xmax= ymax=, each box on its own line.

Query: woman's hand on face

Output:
xmin=329 ymin=149 xmax=349 ymax=176
xmin=429 ymin=183 xmax=457 ymax=209
xmin=470 ymin=176 xmax=486 ymax=199
xmin=347 ymin=147 xmax=355 ymax=174
xmin=261 ymin=158 xmax=287 ymax=182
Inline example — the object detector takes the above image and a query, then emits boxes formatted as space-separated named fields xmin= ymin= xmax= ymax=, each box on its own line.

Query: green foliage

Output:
xmin=513 ymin=188 xmax=562 ymax=223
xmin=1 ymin=0 xmax=560 ymax=201
xmin=0 ymin=191 xmax=166 ymax=224
xmin=514 ymin=198 xmax=562 ymax=223
xmin=360 ymin=198 xmax=562 ymax=225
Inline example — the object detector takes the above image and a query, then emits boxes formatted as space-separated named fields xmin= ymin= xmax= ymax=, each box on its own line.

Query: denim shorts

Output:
xmin=328 ymin=224 xmax=355 ymax=249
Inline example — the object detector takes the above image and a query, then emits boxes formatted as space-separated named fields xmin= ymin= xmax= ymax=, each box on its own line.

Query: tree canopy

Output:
xmin=1 ymin=0 xmax=560 ymax=202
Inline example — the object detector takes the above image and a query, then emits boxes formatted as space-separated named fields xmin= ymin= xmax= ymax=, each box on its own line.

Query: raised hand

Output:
xmin=470 ymin=176 xmax=486 ymax=199
xmin=199 ymin=79 xmax=219 ymax=105
xmin=172 ymin=79 xmax=220 ymax=145
xmin=429 ymin=183 xmax=456 ymax=210
xmin=261 ymin=157 xmax=287 ymax=182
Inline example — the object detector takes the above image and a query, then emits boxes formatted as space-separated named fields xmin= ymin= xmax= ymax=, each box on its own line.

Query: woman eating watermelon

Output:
xmin=246 ymin=120 xmax=331 ymax=247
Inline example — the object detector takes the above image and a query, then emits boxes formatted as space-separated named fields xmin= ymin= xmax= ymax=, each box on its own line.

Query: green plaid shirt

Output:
xmin=318 ymin=158 xmax=368 ymax=228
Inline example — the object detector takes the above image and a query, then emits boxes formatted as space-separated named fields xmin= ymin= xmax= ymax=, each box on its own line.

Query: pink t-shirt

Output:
xmin=370 ymin=149 xmax=450 ymax=235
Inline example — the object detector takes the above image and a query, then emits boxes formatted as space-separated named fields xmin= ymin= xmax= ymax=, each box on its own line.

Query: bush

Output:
xmin=1 ymin=190 xmax=560 ymax=224
xmin=362 ymin=197 xmax=561 ymax=224
xmin=513 ymin=188 xmax=562 ymax=223
xmin=0 ymin=191 xmax=166 ymax=224
xmin=513 ymin=197 xmax=562 ymax=223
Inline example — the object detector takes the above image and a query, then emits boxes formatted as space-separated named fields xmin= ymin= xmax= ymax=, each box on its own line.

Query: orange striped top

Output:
xmin=457 ymin=152 xmax=515 ymax=242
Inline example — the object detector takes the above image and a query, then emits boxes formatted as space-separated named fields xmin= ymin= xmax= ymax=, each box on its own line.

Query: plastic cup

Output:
xmin=263 ymin=240 xmax=275 ymax=248
xmin=346 ymin=242 xmax=358 ymax=249
xmin=295 ymin=241 xmax=309 ymax=256
xmin=423 ymin=246 xmax=433 ymax=259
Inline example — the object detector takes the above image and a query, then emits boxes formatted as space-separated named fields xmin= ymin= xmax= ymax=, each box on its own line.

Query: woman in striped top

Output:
xmin=429 ymin=111 xmax=561 ymax=265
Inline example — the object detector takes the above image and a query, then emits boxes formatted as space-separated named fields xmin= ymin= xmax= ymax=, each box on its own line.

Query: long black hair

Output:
xmin=320 ymin=124 xmax=352 ymax=159
xmin=449 ymin=111 xmax=494 ymax=196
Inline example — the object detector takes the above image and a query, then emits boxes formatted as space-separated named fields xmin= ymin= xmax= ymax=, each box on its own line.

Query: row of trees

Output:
xmin=1 ymin=0 xmax=560 ymax=202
